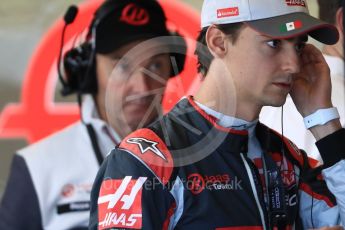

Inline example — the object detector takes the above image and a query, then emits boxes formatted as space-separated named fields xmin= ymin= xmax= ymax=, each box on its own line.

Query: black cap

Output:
xmin=92 ymin=0 xmax=170 ymax=54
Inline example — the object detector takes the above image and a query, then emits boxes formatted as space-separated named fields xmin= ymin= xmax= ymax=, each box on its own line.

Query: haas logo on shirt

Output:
xmin=98 ymin=176 xmax=147 ymax=229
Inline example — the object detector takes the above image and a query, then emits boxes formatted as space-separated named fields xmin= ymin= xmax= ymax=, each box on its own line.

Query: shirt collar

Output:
xmin=194 ymin=101 xmax=258 ymax=137
xmin=81 ymin=95 xmax=122 ymax=144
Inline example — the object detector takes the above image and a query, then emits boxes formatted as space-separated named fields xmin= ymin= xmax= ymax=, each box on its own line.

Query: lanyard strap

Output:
xmin=86 ymin=124 xmax=104 ymax=166
xmin=262 ymin=151 xmax=288 ymax=230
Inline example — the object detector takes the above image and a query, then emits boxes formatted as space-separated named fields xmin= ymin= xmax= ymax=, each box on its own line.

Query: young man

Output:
xmin=90 ymin=0 xmax=345 ymax=229
xmin=0 ymin=0 xmax=185 ymax=229
xmin=260 ymin=0 xmax=344 ymax=162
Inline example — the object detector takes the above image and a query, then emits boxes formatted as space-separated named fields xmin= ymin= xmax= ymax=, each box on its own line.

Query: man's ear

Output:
xmin=335 ymin=7 xmax=344 ymax=35
xmin=205 ymin=25 xmax=228 ymax=58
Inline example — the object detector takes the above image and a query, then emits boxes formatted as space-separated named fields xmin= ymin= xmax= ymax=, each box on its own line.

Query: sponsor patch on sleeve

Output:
xmin=120 ymin=128 xmax=173 ymax=185
xmin=98 ymin=176 xmax=147 ymax=229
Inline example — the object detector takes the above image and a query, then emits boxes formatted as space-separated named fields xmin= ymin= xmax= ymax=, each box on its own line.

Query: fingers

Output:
xmin=289 ymin=43 xmax=333 ymax=116
xmin=302 ymin=44 xmax=327 ymax=64
xmin=296 ymin=44 xmax=330 ymax=84
xmin=301 ymin=45 xmax=312 ymax=65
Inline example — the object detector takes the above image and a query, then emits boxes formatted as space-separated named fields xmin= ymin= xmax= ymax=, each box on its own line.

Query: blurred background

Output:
xmin=0 ymin=0 xmax=319 ymax=198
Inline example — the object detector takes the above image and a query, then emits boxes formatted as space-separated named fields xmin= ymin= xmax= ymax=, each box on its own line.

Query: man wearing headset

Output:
xmin=0 ymin=0 xmax=185 ymax=229
xmin=90 ymin=0 xmax=345 ymax=229
xmin=260 ymin=0 xmax=345 ymax=163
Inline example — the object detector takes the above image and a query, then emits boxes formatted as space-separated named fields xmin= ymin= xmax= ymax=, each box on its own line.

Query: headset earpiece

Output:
xmin=59 ymin=2 xmax=116 ymax=97
xmin=62 ymin=43 xmax=98 ymax=96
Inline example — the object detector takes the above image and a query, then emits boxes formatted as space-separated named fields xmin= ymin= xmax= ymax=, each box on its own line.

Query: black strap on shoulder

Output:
xmin=85 ymin=124 xmax=104 ymax=166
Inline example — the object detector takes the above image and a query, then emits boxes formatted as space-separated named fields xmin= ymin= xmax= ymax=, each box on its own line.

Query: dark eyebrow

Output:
xmin=257 ymin=34 xmax=308 ymax=43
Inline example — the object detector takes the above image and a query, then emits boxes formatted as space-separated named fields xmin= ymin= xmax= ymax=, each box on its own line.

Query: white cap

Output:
xmin=201 ymin=0 xmax=338 ymax=45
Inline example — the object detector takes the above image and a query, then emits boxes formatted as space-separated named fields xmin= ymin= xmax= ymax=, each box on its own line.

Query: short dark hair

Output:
xmin=318 ymin=0 xmax=342 ymax=24
xmin=194 ymin=23 xmax=244 ymax=76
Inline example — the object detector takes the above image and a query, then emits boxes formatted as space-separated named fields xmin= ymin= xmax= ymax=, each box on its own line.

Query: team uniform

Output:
xmin=0 ymin=96 xmax=118 ymax=230
xmin=90 ymin=97 xmax=345 ymax=229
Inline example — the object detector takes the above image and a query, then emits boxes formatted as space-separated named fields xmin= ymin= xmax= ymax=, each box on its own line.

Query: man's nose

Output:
xmin=282 ymin=48 xmax=301 ymax=74
xmin=131 ymin=68 xmax=151 ymax=93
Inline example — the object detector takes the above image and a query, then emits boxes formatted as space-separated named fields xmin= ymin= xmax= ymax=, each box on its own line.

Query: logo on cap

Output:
xmin=280 ymin=20 xmax=303 ymax=32
xmin=285 ymin=0 xmax=306 ymax=7
xmin=217 ymin=7 xmax=239 ymax=19
xmin=120 ymin=3 xmax=150 ymax=26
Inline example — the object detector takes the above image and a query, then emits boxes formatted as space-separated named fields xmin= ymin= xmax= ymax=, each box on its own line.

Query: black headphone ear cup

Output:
xmin=62 ymin=43 xmax=97 ymax=95
xmin=63 ymin=47 xmax=84 ymax=94
xmin=169 ymin=32 xmax=187 ymax=78
xmin=79 ymin=43 xmax=98 ymax=95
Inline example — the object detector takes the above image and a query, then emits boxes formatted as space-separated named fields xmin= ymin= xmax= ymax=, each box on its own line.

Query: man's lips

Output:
xmin=124 ymin=100 xmax=152 ymax=109
xmin=124 ymin=94 xmax=155 ymax=106
xmin=273 ymin=82 xmax=291 ymax=89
